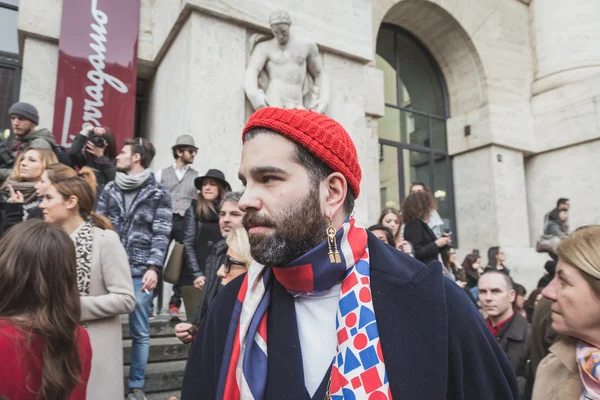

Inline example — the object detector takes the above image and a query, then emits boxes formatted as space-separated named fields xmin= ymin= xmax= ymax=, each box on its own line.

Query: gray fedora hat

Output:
xmin=172 ymin=134 xmax=197 ymax=150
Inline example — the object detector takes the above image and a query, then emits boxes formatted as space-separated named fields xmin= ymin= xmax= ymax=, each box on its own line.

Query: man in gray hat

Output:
xmin=155 ymin=134 xmax=199 ymax=319
xmin=0 ymin=101 xmax=69 ymax=183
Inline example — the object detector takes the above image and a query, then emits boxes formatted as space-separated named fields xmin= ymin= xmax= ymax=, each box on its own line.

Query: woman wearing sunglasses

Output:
xmin=174 ymin=227 xmax=251 ymax=344
xmin=217 ymin=227 xmax=252 ymax=286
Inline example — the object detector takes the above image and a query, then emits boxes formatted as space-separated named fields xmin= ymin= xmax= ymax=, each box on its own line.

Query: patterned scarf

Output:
xmin=217 ymin=217 xmax=391 ymax=399
xmin=577 ymin=341 xmax=600 ymax=399
xmin=73 ymin=222 xmax=94 ymax=297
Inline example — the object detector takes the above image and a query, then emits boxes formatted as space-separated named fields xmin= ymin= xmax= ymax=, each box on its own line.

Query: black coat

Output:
xmin=182 ymin=199 xmax=222 ymax=286
xmin=403 ymin=219 xmax=445 ymax=265
xmin=1 ymin=201 xmax=43 ymax=236
xmin=181 ymin=232 xmax=519 ymax=399
xmin=188 ymin=238 xmax=228 ymax=326
xmin=68 ymin=133 xmax=116 ymax=194
xmin=494 ymin=312 xmax=532 ymax=397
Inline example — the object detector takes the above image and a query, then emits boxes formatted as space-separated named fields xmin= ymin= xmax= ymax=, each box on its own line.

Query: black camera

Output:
xmin=89 ymin=135 xmax=107 ymax=147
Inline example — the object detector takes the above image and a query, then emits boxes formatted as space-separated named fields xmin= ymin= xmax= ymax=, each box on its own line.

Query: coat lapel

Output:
xmin=266 ymin=279 xmax=306 ymax=400
xmin=265 ymin=278 xmax=331 ymax=400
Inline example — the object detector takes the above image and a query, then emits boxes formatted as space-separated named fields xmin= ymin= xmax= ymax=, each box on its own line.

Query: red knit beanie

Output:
xmin=242 ymin=107 xmax=362 ymax=198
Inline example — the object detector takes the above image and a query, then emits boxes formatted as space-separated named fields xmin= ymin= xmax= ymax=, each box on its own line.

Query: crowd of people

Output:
xmin=0 ymin=102 xmax=597 ymax=400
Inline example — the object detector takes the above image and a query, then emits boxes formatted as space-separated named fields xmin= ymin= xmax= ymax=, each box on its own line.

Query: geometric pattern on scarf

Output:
xmin=74 ymin=221 xmax=94 ymax=297
xmin=217 ymin=217 xmax=391 ymax=399
xmin=577 ymin=341 xmax=600 ymax=400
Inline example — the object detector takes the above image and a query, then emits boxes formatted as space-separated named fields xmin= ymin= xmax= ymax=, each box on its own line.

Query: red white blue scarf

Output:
xmin=217 ymin=217 xmax=391 ymax=399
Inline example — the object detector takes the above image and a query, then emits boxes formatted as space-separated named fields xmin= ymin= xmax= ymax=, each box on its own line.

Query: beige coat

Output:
xmin=79 ymin=227 xmax=135 ymax=400
xmin=532 ymin=336 xmax=584 ymax=400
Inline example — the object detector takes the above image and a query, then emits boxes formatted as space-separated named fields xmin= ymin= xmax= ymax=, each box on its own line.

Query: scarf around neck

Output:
xmin=217 ymin=217 xmax=391 ymax=399
xmin=115 ymin=168 xmax=152 ymax=191
xmin=3 ymin=177 xmax=39 ymax=204
xmin=577 ymin=341 xmax=600 ymax=399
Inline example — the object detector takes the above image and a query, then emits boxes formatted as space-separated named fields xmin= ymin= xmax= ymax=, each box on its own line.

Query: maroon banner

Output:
xmin=52 ymin=0 xmax=140 ymax=150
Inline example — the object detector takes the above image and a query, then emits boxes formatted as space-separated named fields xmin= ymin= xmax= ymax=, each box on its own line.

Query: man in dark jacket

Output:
xmin=96 ymin=138 xmax=172 ymax=400
xmin=479 ymin=270 xmax=532 ymax=397
xmin=0 ymin=102 xmax=69 ymax=183
xmin=173 ymin=191 xmax=245 ymax=343
xmin=181 ymin=108 xmax=518 ymax=399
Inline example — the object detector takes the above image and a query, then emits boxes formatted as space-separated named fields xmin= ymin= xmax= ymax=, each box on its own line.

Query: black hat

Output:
xmin=195 ymin=169 xmax=231 ymax=191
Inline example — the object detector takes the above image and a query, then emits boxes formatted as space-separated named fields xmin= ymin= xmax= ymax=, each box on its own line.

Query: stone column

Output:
xmin=531 ymin=0 xmax=600 ymax=93
xmin=529 ymin=0 xmax=600 ymax=247
xmin=18 ymin=37 xmax=59 ymax=130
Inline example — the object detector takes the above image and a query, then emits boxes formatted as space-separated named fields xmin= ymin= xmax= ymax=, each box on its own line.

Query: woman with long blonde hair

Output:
xmin=1 ymin=147 xmax=57 ymax=233
xmin=40 ymin=165 xmax=135 ymax=400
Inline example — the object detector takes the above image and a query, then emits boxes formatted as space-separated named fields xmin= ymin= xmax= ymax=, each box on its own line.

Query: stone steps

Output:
xmin=146 ymin=391 xmax=181 ymax=400
xmin=122 ymin=315 xmax=188 ymax=397
xmin=122 ymin=316 xmax=181 ymax=339
xmin=123 ymin=336 xmax=188 ymax=365
xmin=124 ymin=360 xmax=187 ymax=393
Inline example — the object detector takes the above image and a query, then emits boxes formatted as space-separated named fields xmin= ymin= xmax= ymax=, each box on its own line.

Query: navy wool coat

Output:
xmin=181 ymin=232 xmax=519 ymax=399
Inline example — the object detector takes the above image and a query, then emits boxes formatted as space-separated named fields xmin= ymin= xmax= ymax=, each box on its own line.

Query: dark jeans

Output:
xmin=168 ymin=214 xmax=185 ymax=308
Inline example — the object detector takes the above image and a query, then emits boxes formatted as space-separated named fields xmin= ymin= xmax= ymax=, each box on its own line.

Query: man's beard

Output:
xmin=14 ymin=126 xmax=34 ymax=136
xmin=243 ymin=187 xmax=327 ymax=266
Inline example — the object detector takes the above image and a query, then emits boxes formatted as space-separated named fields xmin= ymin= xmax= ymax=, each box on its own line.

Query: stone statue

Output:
xmin=244 ymin=10 xmax=330 ymax=114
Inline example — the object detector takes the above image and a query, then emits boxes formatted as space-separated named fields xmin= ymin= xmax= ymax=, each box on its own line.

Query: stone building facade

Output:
xmin=8 ymin=0 xmax=600 ymax=289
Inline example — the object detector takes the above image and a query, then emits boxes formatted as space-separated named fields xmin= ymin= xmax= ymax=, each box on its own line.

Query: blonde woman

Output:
xmin=217 ymin=227 xmax=252 ymax=285
xmin=533 ymin=225 xmax=600 ymax=399
xmin=175 ymin=227 xmax=251 ymax=344
xmin=1 ymin=147 xmax=58 ymax=233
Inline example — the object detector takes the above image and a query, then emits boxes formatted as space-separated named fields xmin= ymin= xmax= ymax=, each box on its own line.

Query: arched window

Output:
xmin=376 ymin=24 xmax=457 ymax=239
xmin=0 ymin=1 xmax=21 ymax=132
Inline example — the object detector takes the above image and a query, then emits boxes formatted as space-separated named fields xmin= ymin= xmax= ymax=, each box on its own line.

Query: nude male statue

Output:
xmin=244 ymin=10 xmax=330 ymax=114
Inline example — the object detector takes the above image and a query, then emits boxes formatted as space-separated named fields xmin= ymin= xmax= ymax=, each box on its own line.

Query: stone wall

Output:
xmin=146 ymin=12 xmax=247 ymax=189
xmin=526 ymin=140 xmax=600 ymax=243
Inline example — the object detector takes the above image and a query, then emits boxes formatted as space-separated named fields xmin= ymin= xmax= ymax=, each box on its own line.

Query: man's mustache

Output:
xmin=243 ymin=212 xmax=275 ymax=231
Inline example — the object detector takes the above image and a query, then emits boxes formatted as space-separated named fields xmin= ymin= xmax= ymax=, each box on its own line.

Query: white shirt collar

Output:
xmin=172 ymin=163 xmax=190 ymax=173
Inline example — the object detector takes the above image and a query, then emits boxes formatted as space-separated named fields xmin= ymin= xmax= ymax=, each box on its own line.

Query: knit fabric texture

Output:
xmin=242 ymin=107 xmax=362 ymax=198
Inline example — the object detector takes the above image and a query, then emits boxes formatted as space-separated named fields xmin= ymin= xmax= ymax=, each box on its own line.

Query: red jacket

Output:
xmin=0 ymin=322 xmax=92 ymax=400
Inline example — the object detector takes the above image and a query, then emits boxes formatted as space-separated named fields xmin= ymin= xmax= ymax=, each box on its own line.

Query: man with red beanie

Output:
xmin=181 ymin=108 xmax=518 ymax=399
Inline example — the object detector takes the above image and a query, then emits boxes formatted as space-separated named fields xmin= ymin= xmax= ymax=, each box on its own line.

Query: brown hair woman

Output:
xmin=402 ymin=191 xmax=452 ymax=265
xmin=377 ymin=207 xmax=402 ymax=245
xmin=181 ymin=169 xmax=231 ymax=317
xmin=0 ymin=219 xmax=92 ymax=400
xmin=40 ymin=167 xmax=135 ymax=400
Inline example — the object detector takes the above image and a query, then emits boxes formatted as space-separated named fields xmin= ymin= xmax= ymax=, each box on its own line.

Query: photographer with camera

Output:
xmin=69 ymin=126 xmax=117 ymax=195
